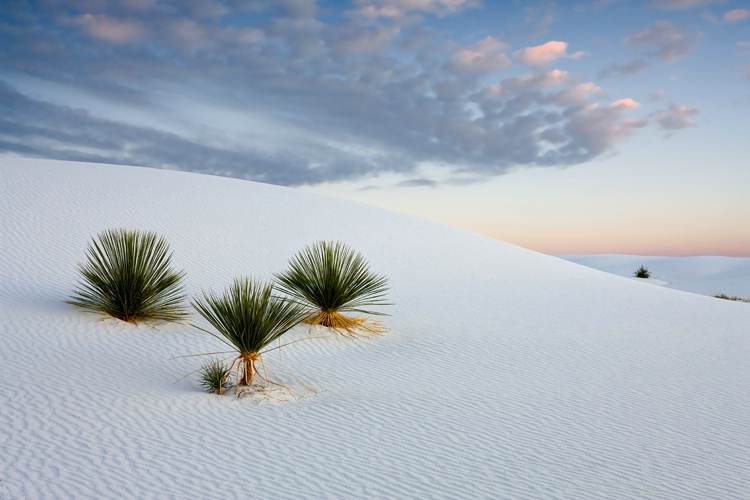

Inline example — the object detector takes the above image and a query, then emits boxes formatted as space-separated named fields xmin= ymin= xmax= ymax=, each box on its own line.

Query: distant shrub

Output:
xmin=633 ymin=265 xmax=651 ymax=279
xmin=713 ymin=294 xmax=750 ymax=303
xmin=274 ymin=240 xmax=390 ymax=336
xmin=714 ymin=294 xmax=738 ymax=301
xmin=191 ymin=277 xmax=308 ymax=388
xmin=199 ymin=359 xmax=233 ymax=395
xmin=67 ymin=228 xmax=188 ymax=322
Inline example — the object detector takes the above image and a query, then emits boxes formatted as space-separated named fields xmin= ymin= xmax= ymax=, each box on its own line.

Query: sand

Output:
xmin=1 ymin=158 xmax=748 ymax=499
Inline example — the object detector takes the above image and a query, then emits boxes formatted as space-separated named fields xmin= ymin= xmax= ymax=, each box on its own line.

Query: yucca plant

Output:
xmin=199 ymin=358 xmax=233 ymax=395
xmin=274 ymin=240 xmax=390 ymax=335
xmin=191 ymin=277 xmax=308 ymax=387
xmin=634 ymin=265 xmax=651 ymax=279
xmin=67 ymin=228 xmax=188 ymax=322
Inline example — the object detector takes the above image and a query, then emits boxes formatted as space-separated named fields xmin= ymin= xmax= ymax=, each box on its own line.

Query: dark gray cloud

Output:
xmin=0 ymin=1 xmax=684 ymax=186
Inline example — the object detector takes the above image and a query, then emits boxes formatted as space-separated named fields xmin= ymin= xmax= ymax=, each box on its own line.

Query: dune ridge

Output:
xmin=1 ymin=158 xmax=748 ymax=499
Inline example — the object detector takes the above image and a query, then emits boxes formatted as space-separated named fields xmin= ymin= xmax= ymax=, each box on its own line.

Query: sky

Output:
xmin=1 ymin=0 xmax=748 ymax=256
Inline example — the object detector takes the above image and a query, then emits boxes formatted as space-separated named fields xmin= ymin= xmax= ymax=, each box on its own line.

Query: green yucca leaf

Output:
xmin=67 ymin=228 xmax=188 ymax=322
xmin=199 ymin=358 xmax=233 ymax=395
xmin=191 ymin=277 xmax=307 ymax=356
xmin=274 ymin=240 xmax=390 ymax=316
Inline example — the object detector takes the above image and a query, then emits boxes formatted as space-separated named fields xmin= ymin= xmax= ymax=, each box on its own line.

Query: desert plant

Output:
xmin=633 ymin=265 xmax=651 ymax=279
xmin=274 ymin=240 xmax=390 ymax=335
xmin=67 ymin=228 xmax=188 ymax=322
xmin=191 ymin=277 xmax=308 ymax=387
xmin=714 ymin=293 xmax=747 ymax=301
xmin=199 ymin=358 xmax=233 ymax=395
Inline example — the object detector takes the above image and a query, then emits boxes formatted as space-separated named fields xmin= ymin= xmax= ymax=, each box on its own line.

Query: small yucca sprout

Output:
xmin=67 ymin=228 xmax=188 ymax=322
xmin=191 ymin=277 xmax=308 ymax=388
xmin=199 ymin=359 xmax=233 ymax=395
xmin=634 ymin=265 xmax=651 ymax=279
xmin=274 ymin=240 xmax=390 ymax=335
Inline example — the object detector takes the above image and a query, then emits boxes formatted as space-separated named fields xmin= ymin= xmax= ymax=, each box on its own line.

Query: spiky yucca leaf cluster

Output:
xmin=274 ymin=240 xmax=389 ymax=334
xmin=634 ymin=265 xmax=651 ymax=279
xmin=199 ymin=359 xmax=233 ymax=395
xmin=67 ymin=228 xmax=188 ymax=322
xmin=192 ymin=277 xmax=307 ymax=387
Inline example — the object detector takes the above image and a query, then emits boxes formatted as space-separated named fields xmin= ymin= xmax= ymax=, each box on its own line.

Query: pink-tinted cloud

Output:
xmin=514 ymin=41 xmax=587 ymax=67
xmin=564 ymin=98 xmax=647 ymax=156
xmin=609 ymin=98 xmax=641 ymax=109
xmin=449 ymin=36 xmax=510 ymax=73
xmin=653 ymin=104 xmax=699 ymax=129
xmin=549 ymin=82 xmax=605 ymax=105
xmin=75 ymin=14 xmax=146 ymax=44
xmin=724 ymin=9 xmax=750 ymax=23
xmin=624 ymin=21 xmax=699 ymax=61
xmin=357 ymin=5 xmax=403 ymax=18
xmin=534 ymin=69 xmax=576 ymax=87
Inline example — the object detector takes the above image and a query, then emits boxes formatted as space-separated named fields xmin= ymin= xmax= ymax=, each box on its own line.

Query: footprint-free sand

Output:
xmin=1 ymin=158 xmax=748 ymax=499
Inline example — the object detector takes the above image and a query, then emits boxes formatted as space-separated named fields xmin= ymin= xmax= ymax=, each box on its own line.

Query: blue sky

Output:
xmin=1 ymin=0 xmax=748 ymax=255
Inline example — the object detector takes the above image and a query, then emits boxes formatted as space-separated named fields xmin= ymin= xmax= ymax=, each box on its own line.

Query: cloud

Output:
xmin=396 ymin=178 xmax=437 ymax=187
xmin=352 ymin=0 xmax=479 ymax=20
xmin=598 ymin=59 xmax=649 ymax=79
xmin=483 ymin=70 xmax=577 ymax=98
xmin=624 ymin=21 xmax=700 ymax=61
xmin=449 ymin=36 xmax=510 ymax=73
xmin=560 ymin=100 xmax=647 ymax=161
xmin=610 ymin=98 xmax=641 ymax=109
xmin=649 ymin=0 xmax=723 ymax=10
xmin=0 ymin=2 xmax=693 ymax=187
xmin=74 ymin=14 xmax=147 ymax=44
xmin=549 ymin=82 xmax=605 ymax=106
xmin=649 ymin=89 xmax=667 ymax=100
xmin=724 ymin=9 xmax=750 ymax=23
xmin=0 ymin=82 xmax=403 ymax=186
xmin=653 ymin=104 xmax=699 ymax=129
xmin=332 ymin=24 xmax=401 ymax=54
xmin=523 ymin=4 xmax=555 ymax=37
xmin=514 ymin=41 xmax=587 ymax=67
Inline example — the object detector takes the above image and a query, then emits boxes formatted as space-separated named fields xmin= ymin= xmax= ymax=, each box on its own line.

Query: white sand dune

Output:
xmin=559 ymin=254 xmax=750 ymax=299
xmin=1 ymin=158 xmax=749 ymax=499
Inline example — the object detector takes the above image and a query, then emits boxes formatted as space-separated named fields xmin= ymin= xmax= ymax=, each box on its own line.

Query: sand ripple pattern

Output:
xmin=1 ymin=159 xmax=749 ymax=499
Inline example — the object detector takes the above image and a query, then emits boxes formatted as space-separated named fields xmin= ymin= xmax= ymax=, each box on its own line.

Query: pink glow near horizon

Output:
xmin=487 ymin=232 xmax=750 ymax=257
